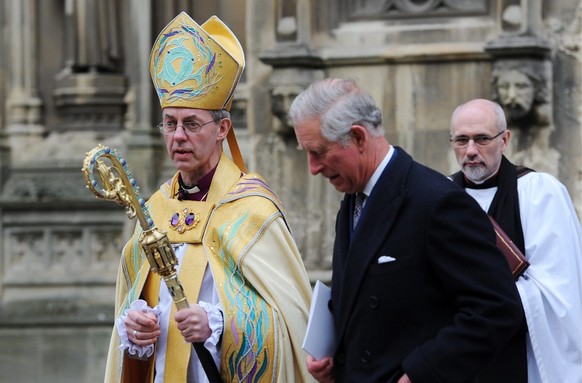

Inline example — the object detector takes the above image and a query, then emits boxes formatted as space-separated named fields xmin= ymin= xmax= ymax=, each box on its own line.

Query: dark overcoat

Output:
xmin=331 ymin=148 xmax=524 ymax=383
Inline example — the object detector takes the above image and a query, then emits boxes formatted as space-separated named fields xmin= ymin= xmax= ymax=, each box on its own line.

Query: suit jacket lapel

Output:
xmin=333 ymin=148 xmax=412 ymax=341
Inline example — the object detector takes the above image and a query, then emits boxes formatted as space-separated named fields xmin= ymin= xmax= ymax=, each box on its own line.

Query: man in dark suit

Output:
xmin=288 ymin=78 xmax=524 ymax=383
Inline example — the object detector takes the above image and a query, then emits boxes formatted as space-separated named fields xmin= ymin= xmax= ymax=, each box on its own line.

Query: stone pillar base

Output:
xmin=54 ymin=72 xmax=126 ymax=132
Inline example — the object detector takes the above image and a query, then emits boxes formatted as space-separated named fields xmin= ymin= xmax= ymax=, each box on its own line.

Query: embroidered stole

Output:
xmin=120 ymin=154 xmax=281 ymax=382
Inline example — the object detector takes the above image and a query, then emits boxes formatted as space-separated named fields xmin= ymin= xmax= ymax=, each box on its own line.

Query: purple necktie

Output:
xmin=353 ymin=193 xmax=366 ymax=229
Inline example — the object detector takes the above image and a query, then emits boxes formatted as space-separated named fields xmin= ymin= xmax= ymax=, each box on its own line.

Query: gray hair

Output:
xmin=211 ymin=109 xmax=230 ymax=121
xmin=288 ymin=78 xmax=384 ymax=146
xmin=450 ymin=99 xmax=507 ymax=133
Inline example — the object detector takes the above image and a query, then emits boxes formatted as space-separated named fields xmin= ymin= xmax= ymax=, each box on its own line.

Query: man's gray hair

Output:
xmin=211 ymin=109 xmax=230 ymax=121
xmin=288 ymin=78 xmax=384 ymax=146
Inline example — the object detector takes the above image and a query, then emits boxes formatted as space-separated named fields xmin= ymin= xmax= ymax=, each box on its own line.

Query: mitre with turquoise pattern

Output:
xmin=149 ymin=12 xmax=245 ymax=111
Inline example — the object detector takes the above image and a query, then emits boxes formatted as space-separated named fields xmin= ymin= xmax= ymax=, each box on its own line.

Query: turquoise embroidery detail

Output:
xmin=153 ymin=23 xmax=222 ymax=105
xmin=218 ymin=213 xmax=270 ymax=382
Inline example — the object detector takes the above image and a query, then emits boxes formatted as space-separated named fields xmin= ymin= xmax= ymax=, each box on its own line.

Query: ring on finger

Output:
xmin=133 ymin=329 xmax=139 ymax=339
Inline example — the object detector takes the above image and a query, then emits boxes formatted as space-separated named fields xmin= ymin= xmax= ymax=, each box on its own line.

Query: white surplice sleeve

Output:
xmin=516 ymin=172 xmax=582 ymax=383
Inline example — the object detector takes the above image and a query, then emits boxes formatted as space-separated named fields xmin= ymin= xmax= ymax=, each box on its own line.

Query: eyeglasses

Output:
xmin=157 ymin=119 xmax=217 ymax=135
xmin=450 ymin=131 xmax=505 ymax=148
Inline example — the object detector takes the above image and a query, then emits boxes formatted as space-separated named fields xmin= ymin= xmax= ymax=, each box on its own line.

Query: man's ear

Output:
xmin=351 ymin=125 xmax=368 ymax=152
xmin=500 ymin=129 xmax=511 ymax=153
xmin=217 ymin=118 xmax=231 ymax=141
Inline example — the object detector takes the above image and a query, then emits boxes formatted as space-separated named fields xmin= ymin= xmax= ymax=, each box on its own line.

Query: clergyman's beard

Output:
xmin=463 ymin=163 xmax=488 ymax=183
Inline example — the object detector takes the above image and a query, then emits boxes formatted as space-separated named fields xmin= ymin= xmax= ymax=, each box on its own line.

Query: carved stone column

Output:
xmin=1 ymin=0 xmax=127 ymax=211
xmin=122 ymin=0 xmax=164 ymax=198
xmin=485 ymin=0 xmax=558 ymax=175
xmin=53 ymin=0 xmax=126 ymax=134
xmin=5 ymin=0 xmax=44 ymax=166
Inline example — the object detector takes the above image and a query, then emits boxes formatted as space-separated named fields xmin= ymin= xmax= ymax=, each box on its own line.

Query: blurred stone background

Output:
xmin=0 ymin=0 xmax=580 ymax=381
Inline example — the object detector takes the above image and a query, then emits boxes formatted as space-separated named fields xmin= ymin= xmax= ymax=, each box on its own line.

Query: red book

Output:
xmin=488 ymin=216 xmax=530 ymax=280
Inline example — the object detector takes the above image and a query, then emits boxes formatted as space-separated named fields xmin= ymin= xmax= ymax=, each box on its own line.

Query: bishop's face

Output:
xmin=161 ymin=107 xmax=228 ymax=186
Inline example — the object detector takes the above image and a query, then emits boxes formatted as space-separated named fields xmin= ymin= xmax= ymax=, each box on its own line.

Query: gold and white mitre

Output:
xmin=149 ymin=12 xmax=245 ymax=111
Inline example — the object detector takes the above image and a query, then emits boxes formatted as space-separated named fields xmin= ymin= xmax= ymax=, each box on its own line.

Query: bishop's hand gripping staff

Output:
xmin=82 ymin=144 xmax=222 ymax=383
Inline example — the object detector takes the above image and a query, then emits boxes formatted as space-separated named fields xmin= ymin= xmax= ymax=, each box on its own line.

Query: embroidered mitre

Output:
xmin=149 ymin=12 xmax=245 ymax=111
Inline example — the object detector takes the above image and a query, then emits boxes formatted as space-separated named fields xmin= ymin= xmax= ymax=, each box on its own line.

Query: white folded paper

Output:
xmin=302 ymin=280 xmax=337 ymax=360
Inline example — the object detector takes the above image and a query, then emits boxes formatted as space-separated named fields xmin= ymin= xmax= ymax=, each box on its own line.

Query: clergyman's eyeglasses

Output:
xmin=157 ymin=119 xmax=217 ymax=135
xmin=450 ymin=131 xmax=505 ymax=148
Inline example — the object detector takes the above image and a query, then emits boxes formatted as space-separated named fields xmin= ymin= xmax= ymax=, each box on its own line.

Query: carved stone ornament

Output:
xmin=270 ymin=83 xmax=306 ymax=136
xmin=491 ymin=60 xmax=550 ymax=126
xmin=347 ymin=0 xmax=487 ymax=18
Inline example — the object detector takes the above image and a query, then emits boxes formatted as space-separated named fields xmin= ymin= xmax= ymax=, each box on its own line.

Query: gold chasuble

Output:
xmin=103 ymin=154 xmax=313 ymax=383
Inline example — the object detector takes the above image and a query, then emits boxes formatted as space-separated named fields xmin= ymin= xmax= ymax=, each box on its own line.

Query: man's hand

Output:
xmin=175 ymin=304 xmax=212 ymax=343
xmin=306 ymin=354 xmax=335 ymax=383
xmin=125 ymin=309 xmax=160 ymax=346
